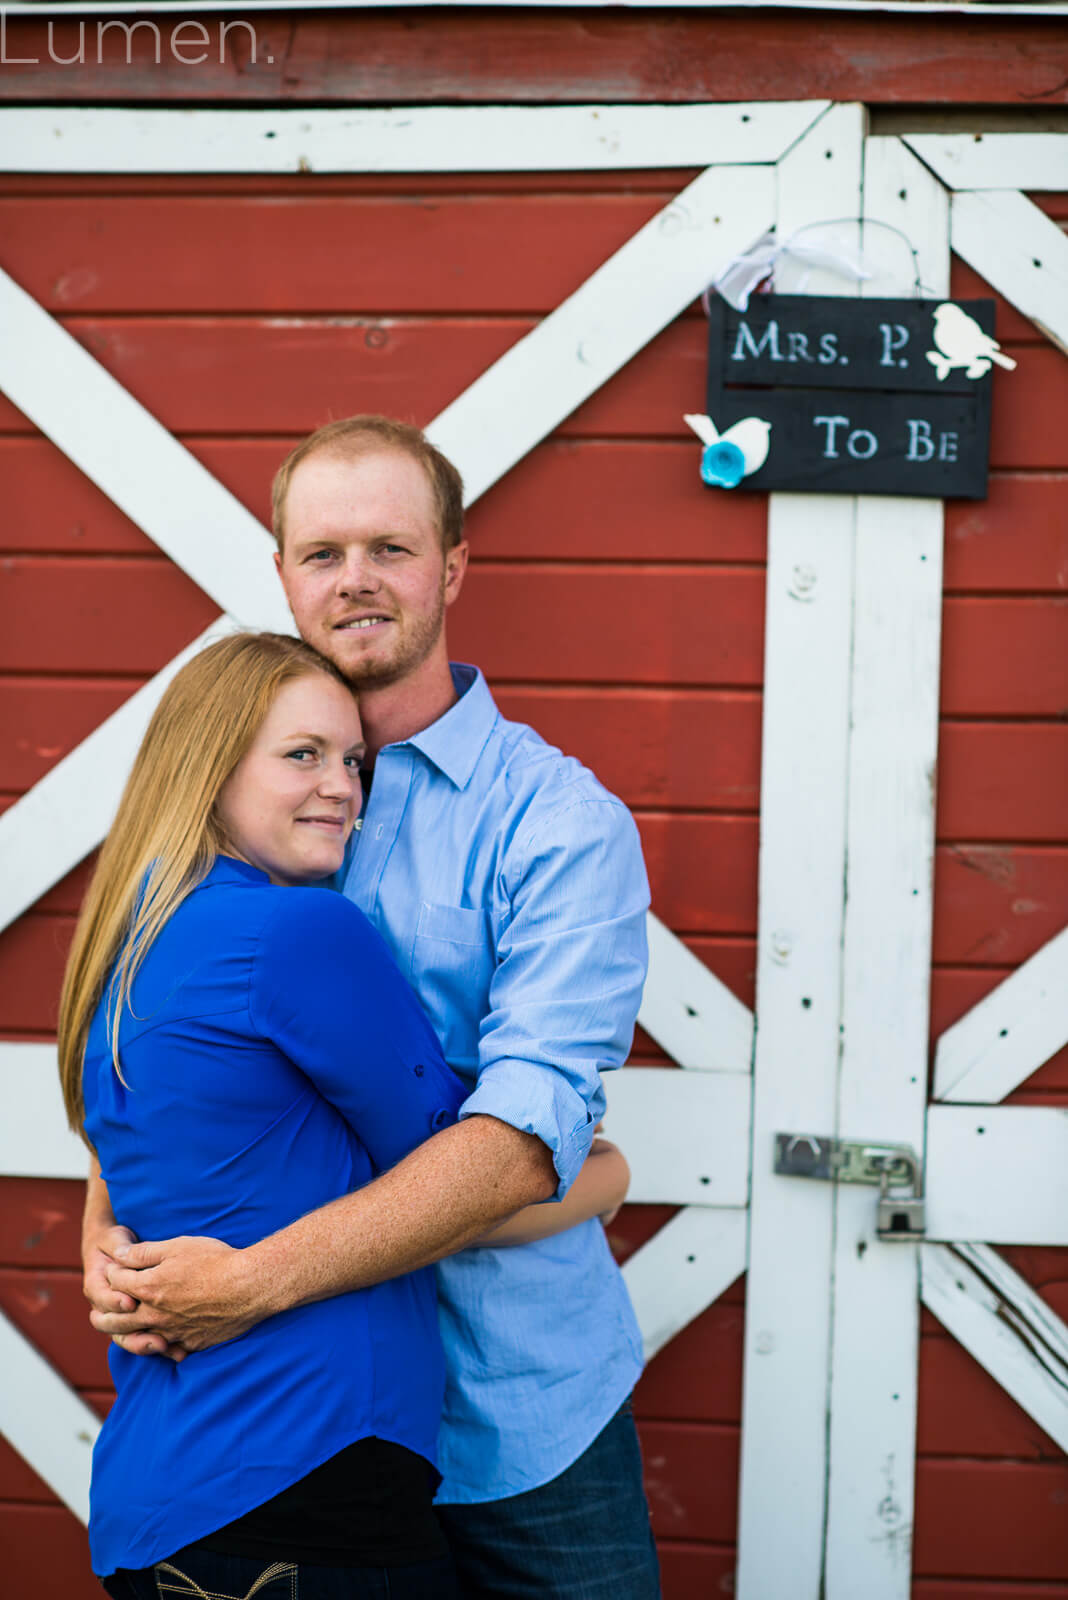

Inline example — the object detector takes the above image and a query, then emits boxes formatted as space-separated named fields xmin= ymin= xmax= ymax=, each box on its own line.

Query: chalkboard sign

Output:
xmin=702 ymin=294 xmax=1003 ymax=498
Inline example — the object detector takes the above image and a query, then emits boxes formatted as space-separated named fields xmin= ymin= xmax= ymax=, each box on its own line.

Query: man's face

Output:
xmin=275 ymin=449 xmax=468 ymax=689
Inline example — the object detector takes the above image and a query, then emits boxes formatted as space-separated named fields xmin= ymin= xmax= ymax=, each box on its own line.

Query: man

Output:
xmin=86 ymin=415 xmax=660 ymax=1598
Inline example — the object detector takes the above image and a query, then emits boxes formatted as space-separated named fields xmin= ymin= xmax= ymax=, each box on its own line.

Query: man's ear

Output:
xmin=273 ymin=548 xmax=283 ymax=578
xmin=444 ymin=539 xmax=469 ymax=607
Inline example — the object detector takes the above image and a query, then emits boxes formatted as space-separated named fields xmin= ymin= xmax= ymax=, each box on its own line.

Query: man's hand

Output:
xmin=91 ymin=1235 xmax=263 ymax=1354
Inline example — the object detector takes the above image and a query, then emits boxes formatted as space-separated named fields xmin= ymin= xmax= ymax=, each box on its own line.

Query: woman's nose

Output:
xmin=317 ymin=760 xmax=359 ymax=801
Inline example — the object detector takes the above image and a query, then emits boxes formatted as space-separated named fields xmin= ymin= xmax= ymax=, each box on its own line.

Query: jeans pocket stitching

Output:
xmin=153 ymin=1560 xmax=298 ymax=1600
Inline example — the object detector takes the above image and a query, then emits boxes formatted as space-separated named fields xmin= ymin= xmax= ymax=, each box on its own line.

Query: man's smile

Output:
xmin=334 ymin=615 xmax=392 ymax=631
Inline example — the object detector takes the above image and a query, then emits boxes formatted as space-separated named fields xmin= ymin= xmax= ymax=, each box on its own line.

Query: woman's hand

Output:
xmin=91 ymin=1235 xmax=260 ymax=1355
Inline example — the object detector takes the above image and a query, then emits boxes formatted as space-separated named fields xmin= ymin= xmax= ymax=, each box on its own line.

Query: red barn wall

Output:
xmin=0 ymin=11 xmax=1065 ymax=1597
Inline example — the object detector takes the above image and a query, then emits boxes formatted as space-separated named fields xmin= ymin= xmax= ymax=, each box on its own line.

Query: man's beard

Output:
xmin=332 ymin=585 xmax=446 ymax=690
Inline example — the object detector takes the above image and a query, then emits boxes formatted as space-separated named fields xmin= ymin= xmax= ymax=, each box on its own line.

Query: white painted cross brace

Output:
xmin=0 ymin=161 xmax=776 ymax=936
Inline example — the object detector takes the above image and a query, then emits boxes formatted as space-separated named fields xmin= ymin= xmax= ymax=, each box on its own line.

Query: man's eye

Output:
xmin=380 ymin=543 xmax=408 ymax=556
xmin=307 ymin=549 xmax=336 ymax=563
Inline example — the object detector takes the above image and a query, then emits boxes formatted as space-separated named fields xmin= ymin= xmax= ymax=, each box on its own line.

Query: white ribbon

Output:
xmin=711 ymin=226 xmax=873 ymax=312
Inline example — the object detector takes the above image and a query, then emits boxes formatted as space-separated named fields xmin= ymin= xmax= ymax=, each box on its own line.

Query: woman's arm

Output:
xmin=473 ymin=1137 xmax=630 ymax=1247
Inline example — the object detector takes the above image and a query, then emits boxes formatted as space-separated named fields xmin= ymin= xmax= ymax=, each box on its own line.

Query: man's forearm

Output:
xmin=98 ymin=1114 xmax=557 ymax=1348
xmin=246 ymin=1115 xmax=556 ymax=1316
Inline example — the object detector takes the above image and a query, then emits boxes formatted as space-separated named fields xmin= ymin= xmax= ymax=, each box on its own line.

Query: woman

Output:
xmin=58 ymin=632 xmax=629 ymax=1600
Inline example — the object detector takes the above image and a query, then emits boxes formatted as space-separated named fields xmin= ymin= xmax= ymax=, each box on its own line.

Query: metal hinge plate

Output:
xmin=773 ymin=1133 xmax=926 ymax=1239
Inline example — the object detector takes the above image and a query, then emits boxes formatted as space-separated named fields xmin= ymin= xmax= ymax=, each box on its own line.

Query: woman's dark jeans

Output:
xmin=101 ymin=1548 xmax=460 ymax=1599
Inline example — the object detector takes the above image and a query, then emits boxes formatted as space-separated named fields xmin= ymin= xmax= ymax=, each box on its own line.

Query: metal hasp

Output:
xmin=774 ymin=1134 xmax=926 ymax=1239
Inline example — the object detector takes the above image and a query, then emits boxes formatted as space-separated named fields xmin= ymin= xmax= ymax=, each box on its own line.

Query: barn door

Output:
xmin=0 ymin=103 xmax=1065 ymax=1598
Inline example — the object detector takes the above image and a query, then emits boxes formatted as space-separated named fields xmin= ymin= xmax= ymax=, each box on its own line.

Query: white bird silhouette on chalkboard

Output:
xmin=926 ymin=303 xmax=1017 ymax=381
xmin=684 ymin=413 xmax=771 ymax=489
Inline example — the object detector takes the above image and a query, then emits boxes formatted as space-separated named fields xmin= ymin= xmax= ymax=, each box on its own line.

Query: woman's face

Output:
xmin=215 ymin=672 xmax=364 ymax=886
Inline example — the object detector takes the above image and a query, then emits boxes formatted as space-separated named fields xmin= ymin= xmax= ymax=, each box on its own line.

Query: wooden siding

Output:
xmin=0 ymin=158 xmax=1065 ymax=1600
xmin=0 ymin=11 xmax=1065 ymax=106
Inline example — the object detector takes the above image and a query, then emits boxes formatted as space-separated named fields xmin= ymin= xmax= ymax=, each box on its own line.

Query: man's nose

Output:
xmin=335 ymin=549 xmax=380 ymax=595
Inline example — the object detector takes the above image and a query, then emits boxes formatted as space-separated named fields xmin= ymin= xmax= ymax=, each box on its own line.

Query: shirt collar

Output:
xmin=401 ymin=663 xmax=498 ymax=790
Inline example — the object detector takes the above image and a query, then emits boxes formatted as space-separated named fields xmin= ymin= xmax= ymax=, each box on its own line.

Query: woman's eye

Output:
xmin=286 ymin=748 xmax=317 ymax=762
xmin=343 ymin=755 xmax=362 ymax=770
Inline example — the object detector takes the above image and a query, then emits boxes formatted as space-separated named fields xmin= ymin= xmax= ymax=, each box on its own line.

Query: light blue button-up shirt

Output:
xmin=341 ymin=664 xmax=649 ymax=1502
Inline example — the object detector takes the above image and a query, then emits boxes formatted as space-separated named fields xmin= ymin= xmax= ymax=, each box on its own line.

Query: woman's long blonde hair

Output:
xmin=57 ymin=631 xmax=352 ymax=1141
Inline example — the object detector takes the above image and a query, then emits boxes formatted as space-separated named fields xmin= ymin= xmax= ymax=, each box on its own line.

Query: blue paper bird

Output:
xmin=684 ymin=413 xmax=771 ymax=489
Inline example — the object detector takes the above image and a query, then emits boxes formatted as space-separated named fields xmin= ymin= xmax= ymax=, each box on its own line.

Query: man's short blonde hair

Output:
xmin=271 ymin=415 xmax=465 ymax=554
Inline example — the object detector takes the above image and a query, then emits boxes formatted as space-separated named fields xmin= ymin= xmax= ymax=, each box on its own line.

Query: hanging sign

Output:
xmin=693 ymin=294 xmax=1010 ymax=499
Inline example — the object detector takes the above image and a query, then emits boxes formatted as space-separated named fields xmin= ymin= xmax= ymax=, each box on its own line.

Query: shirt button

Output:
xmin=413 ymin=1064 xmax=425 ymax=1077
xmin=431 ymin=1109 xmax=452 ymax=1132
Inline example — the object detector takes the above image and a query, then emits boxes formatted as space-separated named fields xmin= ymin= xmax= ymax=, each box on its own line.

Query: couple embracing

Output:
xmin=60 ymin=416 xmax=662 ymax=1599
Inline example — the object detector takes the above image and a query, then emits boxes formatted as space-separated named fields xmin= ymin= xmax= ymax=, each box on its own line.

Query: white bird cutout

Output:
xmin=684 ymin=412 xmax=772 ymax=488
xmin=926 ymin=303 xmax=1017 ymax=381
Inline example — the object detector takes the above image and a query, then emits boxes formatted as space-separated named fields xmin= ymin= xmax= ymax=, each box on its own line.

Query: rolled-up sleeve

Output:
xmin=458 ymin=798 xmax=650 ymax=1196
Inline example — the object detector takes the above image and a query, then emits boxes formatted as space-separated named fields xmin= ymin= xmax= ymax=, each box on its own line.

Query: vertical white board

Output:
xmin=823 ymin=137 xmax=949 ymax=1600
xmin=736 ymin=102 xmax=867 ymax=1600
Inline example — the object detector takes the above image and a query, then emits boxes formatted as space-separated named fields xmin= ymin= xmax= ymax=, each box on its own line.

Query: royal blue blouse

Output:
xmin=82 ymin=856 xmax=466 ymax=1577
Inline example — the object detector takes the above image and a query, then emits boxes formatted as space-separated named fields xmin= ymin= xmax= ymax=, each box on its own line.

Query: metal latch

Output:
xmin=774 ymin=1133 xmax=926 ymax=1240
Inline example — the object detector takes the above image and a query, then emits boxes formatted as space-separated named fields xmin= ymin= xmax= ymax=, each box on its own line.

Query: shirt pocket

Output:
xmin=411 ymin=902 xmax=495 ymax=1070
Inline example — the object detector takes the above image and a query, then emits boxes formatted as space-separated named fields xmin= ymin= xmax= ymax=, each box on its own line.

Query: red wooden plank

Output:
xmin=491 ymin=688 xmax=762 ymax=814
xmin=932 ymin=844 xmax=1068 ymax=966
xmin=0 ymin=13 xmax=1062 ymax=105
xmin=5 ymin=431 xmax=1065 ymax=596
xmin=0 ymin=1268 xmax=110 ymax=1389
xmin=637 ymin=816 xmax=759 ymax=935
xmin=638 ymin=1421 xmax=738 ymax=1545
xmin=915 ymin=1586 xmax=1068 ymax=1599
xmin=0 ymin=1177 xmax=84 ymax=1269
xmin=0 ymin=322 xmax=1061 ymax=474
xmin=656 ymin=1542 xmax=736 ymax=1599
xmin=913 ymin=1459 xmax=1068 ymax=1579
xmin=0 ymin=913 xmax=73 ymax=1031
xmin=468 ymin=439 xmax=767 ymax=566
xmin=0 ymin=558 xmax=218 ymax=674
xmin=944 ymin=475 xmax=1068 ymax=596
xmin=10 ymin=834 xmax=1064 ymax=970
xmin=0 ymin=194 xmax=668 ymax=315
xmin=990 ymin=348 xmax=1068 ymax=472
xmin=941 ymin=599 xmax=1067 ymax=717
xmin=459 ymin=566 xmax=769 ymax=687
xmin=917 ymin=1333 xmax=1064 ymax=1461
xmin=0 ymin=561 xmax=770 ymax=685
xmin=634 ymin=1301 xmax=744 ymax=1425
xmin=0 ymin=679 xmax=136 ymax=791
xmin=0 ymin=1504 xmax=99 ymax=1600
xmin=936 ymin=724 xmax=1068 ymax=843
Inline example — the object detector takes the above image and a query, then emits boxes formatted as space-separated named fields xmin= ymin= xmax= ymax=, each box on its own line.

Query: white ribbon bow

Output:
xmin=712 ymin=226 xmax=873 ymax=312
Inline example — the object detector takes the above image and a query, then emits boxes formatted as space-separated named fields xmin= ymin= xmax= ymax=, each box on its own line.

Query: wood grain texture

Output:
xmin=0 ymin=13 xmax=1063 ymax=106
xmin=0 ymin=321 xmax=1057 ymax=468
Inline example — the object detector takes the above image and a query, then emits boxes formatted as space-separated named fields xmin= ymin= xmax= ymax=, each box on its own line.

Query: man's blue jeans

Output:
xmin=435 ymin=1399 xmax=662 ymax=1599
